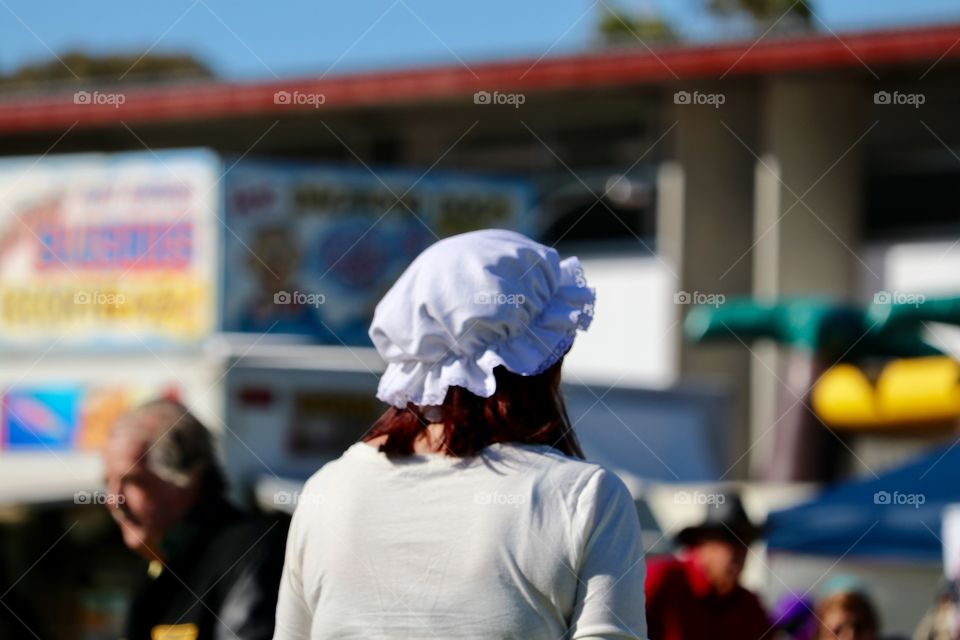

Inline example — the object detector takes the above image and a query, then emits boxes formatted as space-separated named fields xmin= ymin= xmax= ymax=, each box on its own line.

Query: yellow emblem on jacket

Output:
xmin=151 ymin=624 xmax=199 ymax=640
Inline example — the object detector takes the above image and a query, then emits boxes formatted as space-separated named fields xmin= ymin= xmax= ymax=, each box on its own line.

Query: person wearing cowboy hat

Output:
xmin=645 ymin=490 xmax=771 ymax=640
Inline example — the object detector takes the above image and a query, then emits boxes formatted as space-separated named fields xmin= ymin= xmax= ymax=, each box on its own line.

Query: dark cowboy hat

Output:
xmin=675 ymin=491 xmax=763 ymax=547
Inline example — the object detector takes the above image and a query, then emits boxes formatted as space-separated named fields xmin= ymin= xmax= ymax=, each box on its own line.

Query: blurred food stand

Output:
xmin=0 ymin=147 xmax=729 ymax=636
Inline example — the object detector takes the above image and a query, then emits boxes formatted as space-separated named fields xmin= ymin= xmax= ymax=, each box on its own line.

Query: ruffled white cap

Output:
xmin=369 ymin=229 xmax=595 ymax=408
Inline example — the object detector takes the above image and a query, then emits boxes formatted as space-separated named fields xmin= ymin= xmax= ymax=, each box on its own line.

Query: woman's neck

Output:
xmin=413 ymin=423 xmax=448 ymax=454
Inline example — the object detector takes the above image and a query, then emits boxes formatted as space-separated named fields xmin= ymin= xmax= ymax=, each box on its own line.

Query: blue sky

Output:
xmin=2 ymin=0 xmax=960 ymax=80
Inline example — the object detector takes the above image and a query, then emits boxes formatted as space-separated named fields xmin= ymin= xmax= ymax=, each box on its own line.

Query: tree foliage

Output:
xmin=707 ymin=0 xmax=812 ymax=28
xmin=597 ymin=0 xmax=813 ymax=47
xmin=598 ymin=9 xmax=678 ymax=44
xmin=0 ymin=51 xmax=214 ymax=89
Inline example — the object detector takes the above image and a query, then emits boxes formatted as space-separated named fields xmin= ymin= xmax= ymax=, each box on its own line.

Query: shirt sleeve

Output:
xmin=273 ymin=495 xmax=313 ymax=640
xmin=568 ymin=468 xmax=648 ymax=640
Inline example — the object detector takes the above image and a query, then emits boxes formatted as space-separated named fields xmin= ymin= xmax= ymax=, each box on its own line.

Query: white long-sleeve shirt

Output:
xmin=273 ymin=441 xmax=648 ymax=639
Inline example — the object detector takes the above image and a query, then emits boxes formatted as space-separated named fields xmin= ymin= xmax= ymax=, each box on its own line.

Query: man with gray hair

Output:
xmin=103 ymin=398 xmax=285 ymax=640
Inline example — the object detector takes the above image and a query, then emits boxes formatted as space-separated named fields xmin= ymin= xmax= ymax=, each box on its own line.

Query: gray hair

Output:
xmin=111 ymin=398 xmax=225 ymax=494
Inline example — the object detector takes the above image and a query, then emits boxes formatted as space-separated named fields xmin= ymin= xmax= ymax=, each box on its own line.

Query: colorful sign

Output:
xmin=2 ymin=388 xmax=80 ymax=450
xmin=0 ymin=383 xmax=182 ymax=452
xmin=221 ymin=161 xmax=536 ymax=345
xmin=0 ymin=149 xmax=220 ymax=349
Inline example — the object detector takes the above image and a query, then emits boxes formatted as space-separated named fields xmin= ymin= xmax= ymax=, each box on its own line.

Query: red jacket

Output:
xmin=645 ymin=554 xmax=772 ymax=640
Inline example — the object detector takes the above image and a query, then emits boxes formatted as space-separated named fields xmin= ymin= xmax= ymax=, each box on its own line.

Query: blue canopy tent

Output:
xmin=766 ymin=444 xmax=960 ymax=562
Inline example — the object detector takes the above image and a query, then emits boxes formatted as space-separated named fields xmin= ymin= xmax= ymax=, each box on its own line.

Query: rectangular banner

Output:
xmin=0 ymin=149 xmax=220 ymax=349
xmin=221 ymin=160 xmax=536 ymax=345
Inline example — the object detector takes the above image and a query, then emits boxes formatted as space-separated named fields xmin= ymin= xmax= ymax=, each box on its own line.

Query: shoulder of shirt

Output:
xmin=500 ymin=446 xmax=637 ymax=515
xmin=299 ymin=450 xmax=351 ymax=493
xmin=489 ymin=444 xmax=626 ymax=490
xmin=301 ymin=442 xmax=619 ymax=490
xmin=298 ymin=442 xmax=391 ymax=494
xmin=499 ymin=442 xmax=602 ymax=469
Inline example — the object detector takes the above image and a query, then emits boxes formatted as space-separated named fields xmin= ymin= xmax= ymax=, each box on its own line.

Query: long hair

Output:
xmin=364 ymin=359 xmax=584 ymax=459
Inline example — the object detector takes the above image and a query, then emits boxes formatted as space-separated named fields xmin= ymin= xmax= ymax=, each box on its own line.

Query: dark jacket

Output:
xmin=124 ymin=496 xmax=287 ymax=640
xmin=646 ymin=554 xmax=772 ymax=640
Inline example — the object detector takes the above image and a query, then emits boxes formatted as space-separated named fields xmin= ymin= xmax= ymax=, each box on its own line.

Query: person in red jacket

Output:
xmin=646 ymin=491 xmax=771 ymax=640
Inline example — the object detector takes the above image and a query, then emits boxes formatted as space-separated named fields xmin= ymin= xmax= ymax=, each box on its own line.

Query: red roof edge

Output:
xmin=0 ymin=22 xmax=958 ymax=134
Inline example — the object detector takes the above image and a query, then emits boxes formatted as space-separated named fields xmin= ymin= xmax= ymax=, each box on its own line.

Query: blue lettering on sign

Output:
xmin=37 ymin=223 xmax=193 ymax=270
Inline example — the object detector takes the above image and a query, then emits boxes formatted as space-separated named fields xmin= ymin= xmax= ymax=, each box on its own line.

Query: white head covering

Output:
xmin=369 ymin=229 xmax=595 ymax=408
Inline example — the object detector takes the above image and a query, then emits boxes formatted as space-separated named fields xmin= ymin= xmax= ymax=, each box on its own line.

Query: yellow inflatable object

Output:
xmin=813 ymin=356 xmax=960 ymax=429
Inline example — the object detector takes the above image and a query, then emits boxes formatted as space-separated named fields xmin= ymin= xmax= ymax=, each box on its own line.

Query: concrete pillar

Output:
xmin=658 ymin=83 xmax=758 ymax=479
xmin=750 ymin=77 xmax=867 ymax=479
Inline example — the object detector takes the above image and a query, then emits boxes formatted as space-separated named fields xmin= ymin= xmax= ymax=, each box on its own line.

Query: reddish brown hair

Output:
xmin=364 ymin=359 xmax=584 ymax=459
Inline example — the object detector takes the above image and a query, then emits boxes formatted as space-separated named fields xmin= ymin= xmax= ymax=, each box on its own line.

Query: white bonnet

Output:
xmin=368 ymin=229 xmax=595 ymax=408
